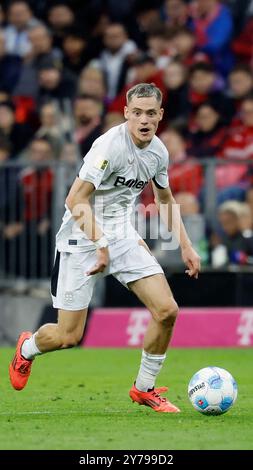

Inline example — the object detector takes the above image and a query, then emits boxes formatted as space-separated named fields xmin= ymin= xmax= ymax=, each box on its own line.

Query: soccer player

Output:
xmin=9 ymin=83 xmax=200 ymax=413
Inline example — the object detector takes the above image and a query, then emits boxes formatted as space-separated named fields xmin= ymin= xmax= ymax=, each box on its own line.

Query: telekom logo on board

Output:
xmin=126 ymin=309 xmax=253 ymax=347
xmin=237 ymin=310 xmax=253 ymax=346
xmin=126 ymin=310 xmax=150 ymax=346
xmin=83 ymin=308 xmax=253 ymax=347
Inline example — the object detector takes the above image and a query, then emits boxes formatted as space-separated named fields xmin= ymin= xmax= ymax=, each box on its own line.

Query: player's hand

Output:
xmin=181 ymin=245 xmax=201 ymax=279
xmin=86 ymin=247 xmax=109 ymax=275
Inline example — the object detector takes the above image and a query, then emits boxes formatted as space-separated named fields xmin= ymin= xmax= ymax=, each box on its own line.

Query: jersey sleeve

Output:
xmin=78 ymin=135 xmax=118 ymax=189
xmin=152 ymin=148 xmax=169 ymax=189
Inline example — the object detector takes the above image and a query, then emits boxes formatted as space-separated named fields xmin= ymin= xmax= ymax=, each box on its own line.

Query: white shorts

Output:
xmin=51 ymin=238 xmax=163 ymax=310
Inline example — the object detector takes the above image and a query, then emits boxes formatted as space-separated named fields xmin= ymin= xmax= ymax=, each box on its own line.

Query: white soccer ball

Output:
xmin=188 ymin=367 xmax=238 ymax=415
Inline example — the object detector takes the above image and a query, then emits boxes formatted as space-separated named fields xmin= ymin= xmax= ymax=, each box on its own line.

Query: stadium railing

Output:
xmin=0 ymin=158 xmax=252 ymax=287
xmin=0 ymin=160 xmax=76 ymax=287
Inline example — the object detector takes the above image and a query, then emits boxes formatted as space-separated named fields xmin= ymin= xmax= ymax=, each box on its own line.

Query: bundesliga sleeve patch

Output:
xmin=94 ymin=159 xmax=109 ymax=171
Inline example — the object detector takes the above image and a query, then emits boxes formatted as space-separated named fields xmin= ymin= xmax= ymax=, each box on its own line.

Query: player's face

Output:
xmin=124 ymin=96 xmax=164 ymax=148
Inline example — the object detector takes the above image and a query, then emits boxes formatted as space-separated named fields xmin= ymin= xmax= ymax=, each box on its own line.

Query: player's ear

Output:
xmin=124 ymin=106 xmax=129 ymax=120
xmin=159 ymin=108 xmax=164 ymax=121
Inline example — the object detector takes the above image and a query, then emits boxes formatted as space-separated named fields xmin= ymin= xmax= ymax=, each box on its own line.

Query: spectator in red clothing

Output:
xmin=1 ymin=137 xmax=54 ymax=278
xmin=160 ymin=126 xmax=203 ymax=195
xmin=146 ymin=24 xmax=172 ymax=69
xmin=188 ymin=62 xmax=224 ymax=106
xmin=129 ymin=54 xmax=165 ymax=90
xmin=232 ymin=17 xmax=253 ymax=65
xmin=216 ymin=95 xmax=253 ymax=197
xmin=19 ymin=137 xmax=54 ymax=277
xmin=187 ymin=101 xmax=227 ymax=158
xmin=187 ymin=62 xmax=232 ymax=125
xmin=226 ymin=64 xmax=253 ymax=121
xmin=21 ymin=137 xmax=54 ymax=222
xmin=170 ymin=26 xmax=209 ymax=67
xmin=109 ymin=53 xmax=167 ymax=116
xmin=163 ymin=60 xmax=188 ymax=122
xmin=140 ymin=126 xmax=203 ymax=213
xmin=222 ymin=94 xmax=253 ymax=160
xmin=170 ymin=26 xmax=194 ymax=62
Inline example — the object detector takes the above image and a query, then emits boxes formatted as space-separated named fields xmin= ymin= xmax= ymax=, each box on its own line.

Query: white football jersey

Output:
xmin=56 ymin=122 xmax=169 ymax=252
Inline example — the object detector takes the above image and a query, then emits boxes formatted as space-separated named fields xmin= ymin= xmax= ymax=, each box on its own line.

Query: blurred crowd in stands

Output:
xmin=1 ymin=0 xmax=253 ymax=282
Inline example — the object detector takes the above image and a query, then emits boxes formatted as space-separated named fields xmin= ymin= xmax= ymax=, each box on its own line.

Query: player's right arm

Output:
xmin=65 ymin=177 xmax=109 ymax=275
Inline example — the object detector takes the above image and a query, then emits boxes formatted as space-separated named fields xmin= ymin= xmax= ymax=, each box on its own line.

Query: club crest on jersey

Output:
xmin=114 ymin=176 xmax=148 ymax=189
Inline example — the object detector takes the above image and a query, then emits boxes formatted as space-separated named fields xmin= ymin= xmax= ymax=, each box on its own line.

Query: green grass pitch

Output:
xmin=0 ymin=347 xmax=252 ymax=450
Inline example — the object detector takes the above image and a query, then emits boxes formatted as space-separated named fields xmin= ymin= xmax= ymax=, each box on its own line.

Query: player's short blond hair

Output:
xmin=126 ymin=83 xmax=163 ymax=105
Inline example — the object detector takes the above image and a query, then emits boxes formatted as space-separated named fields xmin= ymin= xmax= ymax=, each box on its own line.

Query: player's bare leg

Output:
xmin=9 ymin=308 xmax=87 ymax=390
xmin=128 ymin=273 xmax=180 ymax=412
xmin=129 ymin=274 xmax=178 ymax=354
xmin=35 ymin=308 xmax=88 ymax=352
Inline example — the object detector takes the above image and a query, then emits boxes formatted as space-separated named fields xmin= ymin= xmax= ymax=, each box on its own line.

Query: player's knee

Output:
xmin=156 ymin=298 xmax=178 ymax=324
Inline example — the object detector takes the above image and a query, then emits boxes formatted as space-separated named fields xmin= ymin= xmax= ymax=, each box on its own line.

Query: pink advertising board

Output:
xmin=83 ymin=308 xmax=253 ymax=347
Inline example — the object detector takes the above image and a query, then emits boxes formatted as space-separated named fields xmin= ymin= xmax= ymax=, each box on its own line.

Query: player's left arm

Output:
xmin=152 ymin=183 xmax=201 ymax=279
